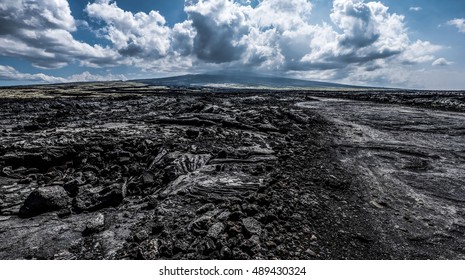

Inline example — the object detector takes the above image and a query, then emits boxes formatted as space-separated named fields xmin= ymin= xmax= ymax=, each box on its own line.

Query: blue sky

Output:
xmin=0 ymin=0 xmax=464 ymax=89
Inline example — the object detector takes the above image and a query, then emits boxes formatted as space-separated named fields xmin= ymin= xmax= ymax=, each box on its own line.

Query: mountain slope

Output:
xmin=135 ymin=73 xmax=371 ymax=89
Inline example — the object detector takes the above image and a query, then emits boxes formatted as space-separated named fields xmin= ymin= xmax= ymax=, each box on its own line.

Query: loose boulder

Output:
xmin=19 ymin=186 xmax=70 ymax=217
xmin=82 ymin=213 xmax=105 ymax=236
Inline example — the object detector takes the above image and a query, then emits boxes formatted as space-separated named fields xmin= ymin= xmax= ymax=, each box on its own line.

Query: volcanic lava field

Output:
xmin=1 ymin=83 xmax=465 ymax=259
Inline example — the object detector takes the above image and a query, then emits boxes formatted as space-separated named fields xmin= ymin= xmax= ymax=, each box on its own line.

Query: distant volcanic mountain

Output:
xmin=135 ymin=72 xmax=370 ymax=89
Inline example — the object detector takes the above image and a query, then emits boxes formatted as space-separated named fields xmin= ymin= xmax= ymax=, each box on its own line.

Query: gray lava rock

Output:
xmin=75 ymin=183 xmax=126 ymax=212
xmin=196 ymin=203 xmax=214 ymax=214
xmin=242 ymin=217 xmax=262 ymax=236
xmin=142 ymin=171 xmax=154 ymax=184
xmin=82 ymin=213 xmax=105 ymax=235
xmin=135 ymin=230 xmax=149 ymax=242
xmin=190 ymin=215 xmax=212 ymax=236
xmin=217 ymin=211 xmax=231 ymax=221
xmin=19 ymin=186 xmax=70 ymax=217
xmin=119 ymin=157 xmax=131 ymax=164
xmin=204 ymin=238 xmax=216 ymax=254
xmin=305 ymin=248 xmax=318 ymax=257
xmin=138 ymin=239 xmax=161 ymax=260
xmin=207 ymin=222 xmax=225 ymax=239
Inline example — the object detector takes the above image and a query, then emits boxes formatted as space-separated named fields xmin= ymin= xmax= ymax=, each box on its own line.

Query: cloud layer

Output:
xmin=0 ymin=0 xmax=448 ymax=86
xmin=448 ymin=18 xmax=465 ymax=33
xmin=0 ymin=65 xmax=127 ymax=83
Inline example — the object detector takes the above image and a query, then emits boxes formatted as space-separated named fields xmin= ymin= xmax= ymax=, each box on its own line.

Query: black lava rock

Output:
xmin=19 ymin=186 xmax=70 ymax=217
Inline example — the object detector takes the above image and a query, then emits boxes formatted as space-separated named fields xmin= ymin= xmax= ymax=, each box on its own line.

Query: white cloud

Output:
xmin=447 ymin=18 xmax=465 ymax=33
xmin=251 ymin=0 xmax=313 ymax=31
xmin=67 ymin=71 xmax=127 ymax=82
xmin=400 ymin=40 xmax=442 ymax=64
xmin=85 ymin=0 xmax=171 ymax=59
xmin=0 ymin=65 xmax=66 ymax=83
xmin=184 ymin=0 xmax=252 ymax=63
xmin=409 ymin=7 xmax=422 ymax=12
xmin=0 ymin=0 xmax=119 ymax=69
xmin=432 ymin=58 xmax=453 ymax=66
xmin=180 ymin=0 xmax=435 ymax=74
xmin=0 ymin=65 xmax=126 ymax=84
xmin=323 ymin=0 xmax=410 ymax=63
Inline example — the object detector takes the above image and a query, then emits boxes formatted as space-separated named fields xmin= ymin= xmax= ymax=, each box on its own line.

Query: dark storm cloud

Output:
xmin=170 ymin=21 xmax=195 ymax=57
xmin=189 ymin=12 xmax=246 ymax=63
xmin=118 ymin=42 xmax=145 ymax=57
xmin=341 ymin=49 xmax=401 ymax=64
xmin=339 ymin=33 xmax=380 ymax=49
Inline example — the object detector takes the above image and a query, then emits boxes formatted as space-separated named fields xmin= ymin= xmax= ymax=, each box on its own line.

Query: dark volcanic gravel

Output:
xmin=0 ymin=85 xmax=464 ymax=259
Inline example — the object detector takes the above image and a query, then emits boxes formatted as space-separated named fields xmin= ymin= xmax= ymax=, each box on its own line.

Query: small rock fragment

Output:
xmin=207 ymin=222 xmax=225 ymax=239
xmin=190 ymin=215 xmax=212 ymax=235
xmin=204 ymin=238 xmax=216 ymax=254
xmin=242 ymin=217 xmax=262 ymax=236
xmin=142 ymin=171 xmax=154 ymax=184
xmin=138 ymin=239 xmax=161 ymax=260
xmin=75 ymin=183 xmax=125 ymax=212
xmin=196 ymin=203 xmax=214 ymax=214
xmin=217 ymin=211 xmax=230 ymax=221
xmin=220 ymin=246 xmax=232 ymax=259
xmin=305 ymin=249 xmax=317 ymax=257
xmin=370 ymin=200 xmax=384 ymax=209
xmin=135 ymin=230 xmax=149 ymax=242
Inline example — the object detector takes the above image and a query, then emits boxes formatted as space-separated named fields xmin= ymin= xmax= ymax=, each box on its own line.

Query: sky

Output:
xmin=0 ymin=0 xmax=464 ymax=89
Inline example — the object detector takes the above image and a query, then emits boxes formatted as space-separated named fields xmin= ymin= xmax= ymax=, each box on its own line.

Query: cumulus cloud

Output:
xmin=0 ymin=0 xmax=445 ymax=87
xmin=181 ymin=0 xmax=426 ymax=73
xmin=183 ymin=0 xmax=252 ymax=63
xmin=400 ymin=40 xmax=442 ymax=64
xmin=322 ymin=0 xmax=409 ymax=63
xmin=409 ymin=7 xmax=422 ymax=12
xmin=432 ymin=58 xmax=453 ymax=66
xmin=85 ymin=0 xmax=171 ymax=59
xmin=0 ymin=65 xmax=126 ymax=84
xmin=249 ymin=0 xmax=317 ymax=70
xmin=447 ymin=18 xmax=465 ymax=33
xmin=0 ymin=0 xmax=119 ymax=69
xmin=171 ymin=20 xmax=196 ymax=57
